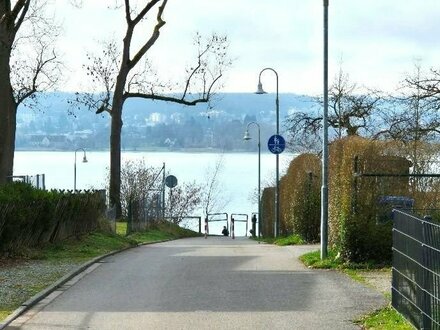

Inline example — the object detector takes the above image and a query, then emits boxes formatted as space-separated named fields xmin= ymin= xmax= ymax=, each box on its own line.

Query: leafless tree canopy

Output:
xmin=285 ymin=67 xmax=382 ymax=152
xmin=200 ymin=155 xmax=230 ymax=217
xmin=376 ymin=63 xmax=440 ymax=143
xmin=10 ymin=0 xmax=61 ymax=106
xmin=70 ymin=0 xmax=231 ymax=217
xmin=0 ymin=0 xmax=61 ymax=184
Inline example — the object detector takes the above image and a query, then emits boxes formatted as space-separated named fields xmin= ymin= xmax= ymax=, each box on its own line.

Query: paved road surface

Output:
xmin=8 ymin=237 xmax=385 ymax=329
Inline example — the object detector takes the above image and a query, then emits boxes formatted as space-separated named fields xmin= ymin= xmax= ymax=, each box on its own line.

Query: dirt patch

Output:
xmin=359 ymin=269 xmax=392 ymax=295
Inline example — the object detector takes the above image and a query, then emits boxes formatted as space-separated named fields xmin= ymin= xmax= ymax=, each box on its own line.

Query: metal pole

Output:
xmin=321 ymin=0 xmax=329 ymax=259
xmin=258 ymin=68 xmax=280 ymax=237
xmin=162 ymin=162 xmax=165 ymax=220
xmin=74 ymin=152 xmax=77 ymax=193
xmin=74 ymin=148 xmax=87 ymax=194
xmin=257 ymin=125 xmax=261 ymax=239
xmin=244 ymin=121 xmax=262 ymax=239
xmin=275 ymin=76 xmax=280 ymax=237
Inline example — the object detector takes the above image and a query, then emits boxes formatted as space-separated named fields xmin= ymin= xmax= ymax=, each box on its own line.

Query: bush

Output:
xmin=329 ymin=137 xmax=411 ymax=263
xmin=0 ymin=182 xmax=106 ymax=254
xmin=261 ymin=187 xmax=275 ymax=237
xmin=280 ymin=153 xmax=321 ymax=242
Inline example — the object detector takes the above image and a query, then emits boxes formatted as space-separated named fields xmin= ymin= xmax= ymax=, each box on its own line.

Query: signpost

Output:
xmin=267 ymin=134 xmax=285 ymax=154
xmin=165 ymin=175 xmax=178 ymax=188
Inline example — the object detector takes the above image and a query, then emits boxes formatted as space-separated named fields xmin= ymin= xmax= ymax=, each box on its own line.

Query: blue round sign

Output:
xmin=267 ymin=134 xmax=286 ymax=154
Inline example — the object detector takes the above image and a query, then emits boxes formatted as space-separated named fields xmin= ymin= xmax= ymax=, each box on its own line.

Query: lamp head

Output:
xmin=82 ymin=154 xmax=88 ymax=163
xmin=255 ymin=81 xmax=267 ymax=94
xmin=243 ymin=130 xmax=251 ymax=141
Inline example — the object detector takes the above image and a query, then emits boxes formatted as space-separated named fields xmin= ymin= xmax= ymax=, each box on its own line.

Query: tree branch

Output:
xmin=129 ymin=0 xmax=167 ymax=69
xmin=12 ymin=0 xmax=30 ymax=33
xmin=123 ymin=92 xmax=212 ymax=106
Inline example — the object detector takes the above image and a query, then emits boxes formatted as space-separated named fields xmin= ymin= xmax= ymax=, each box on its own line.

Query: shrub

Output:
xmin=0 ymin=182 xmax=105 ymax=254
xmin=329 ymin=136 xmax=411 ymax=263
xmin=261 ymin=187 xmax=275 ymax=237
xmin=280 ymin=153 xmax=321 ymax=242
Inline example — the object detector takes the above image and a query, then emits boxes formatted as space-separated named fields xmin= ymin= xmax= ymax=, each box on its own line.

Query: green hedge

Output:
xmin=329 ymin=137 xmax=410 ymax=263
xmin=0 ymin=182 xmax=105 ymax=253
xmin=280 ymin=153 xmax=321 ymax=242
xmin=260 ymin=187 xmax=275 ymax=237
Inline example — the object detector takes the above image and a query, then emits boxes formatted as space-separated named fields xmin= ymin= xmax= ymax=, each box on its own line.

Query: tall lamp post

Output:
xmin=321 ymin=0 xmax=329 ymax=259
xmin=243 ymin=121 xmax=261 ymax=238
xmin=74 ymin=148 xmax=88 ymax=193
xmin=255 ymin=67 xmax=280 ymax=237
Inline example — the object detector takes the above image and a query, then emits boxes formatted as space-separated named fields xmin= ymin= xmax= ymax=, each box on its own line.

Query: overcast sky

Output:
xmin=55 ymin=0 xmax=440 ymax=95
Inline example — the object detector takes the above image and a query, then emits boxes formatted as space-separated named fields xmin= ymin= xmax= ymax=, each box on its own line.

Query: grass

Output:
xmin=300 ymin=249 xmax=413 ymax=329
xmin=31 ymin=222 xmax=201 ymax=262
xmin=32 ymin=232 xmax=137 ymax=262
xmin=0 ymin=221 xmax=200 ymax=322
xmin=0 ymin=311 xmax=10 ymax=321
xmin=254 ymin=234 xmax=305 ymax=246
xmin=116 ymin=221 xmax=128 ymax=236
xmin=355 ymin=305 xmax=415 ymax=330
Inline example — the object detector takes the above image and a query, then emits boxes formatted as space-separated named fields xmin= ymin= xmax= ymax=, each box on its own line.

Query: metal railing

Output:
xmin=392 ymin=209 xmax=440 ymax=329
xmin=8 ymin=174 xmax=45 ymax=190
xmin=127 ymin=194 xmax=162 ymax=233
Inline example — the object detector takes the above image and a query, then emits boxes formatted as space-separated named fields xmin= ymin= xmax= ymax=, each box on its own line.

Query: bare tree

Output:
xmin=119 ymin=158 xmax=160 ymax=217
xmin=373 ymin=62 xmax=440 ymax=194
xmin=118 ymin=159 xmax=202 ymax=223
xmin=285 ymin=67 xmax=382 ymax=151
xmin=200 ymin=155 xmax=230 ymax=218
xmin=0 ymin=0 xmax=61 ymax=184
xmin=376 ymin=62 xmax=440 ymax=146
xmin=73 ymin=1 xmax=230 ymax=217
xmin=165 ymin=182 xmax=202 ymax=223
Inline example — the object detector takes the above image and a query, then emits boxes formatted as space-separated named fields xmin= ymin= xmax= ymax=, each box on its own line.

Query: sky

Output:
xmin=53 ymin=0 xmax=440 ymax=95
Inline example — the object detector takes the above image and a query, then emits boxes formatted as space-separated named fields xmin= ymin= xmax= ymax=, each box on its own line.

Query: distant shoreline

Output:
xmin=15 ymin=147 xmax=279 ymax=154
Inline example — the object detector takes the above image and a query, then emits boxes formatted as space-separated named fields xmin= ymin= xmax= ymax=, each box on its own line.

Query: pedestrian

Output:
xmin=222 ymin=226 xmax=229 ymax=236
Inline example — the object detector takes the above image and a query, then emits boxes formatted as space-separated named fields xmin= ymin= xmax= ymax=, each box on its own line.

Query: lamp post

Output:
xmin=74 ymin=148 xmax=88 ymax=193
xmin=321 ymin=0 xmax=329 ymax=259
xmin=243 ymin=121 xmax=261 ymax=239
xmin=256 ymin=67 xmax=280 ymax=237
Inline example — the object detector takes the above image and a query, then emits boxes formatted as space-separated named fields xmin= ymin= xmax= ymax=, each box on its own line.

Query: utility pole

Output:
xmin=321 ymin=0 xmax=329 ymax=259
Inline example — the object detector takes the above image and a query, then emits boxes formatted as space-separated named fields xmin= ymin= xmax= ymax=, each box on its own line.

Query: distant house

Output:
xmin=27 ymin=134 xmax=69 ymax=149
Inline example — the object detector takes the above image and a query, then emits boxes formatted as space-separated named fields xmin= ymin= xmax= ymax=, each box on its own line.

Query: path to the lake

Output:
xmin=7 ymin=237 xmax=385 ymax=330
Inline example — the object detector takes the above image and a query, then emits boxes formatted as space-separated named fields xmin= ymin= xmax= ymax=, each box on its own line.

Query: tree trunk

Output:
xmin=0 ymin=46 xmax=17 ymax=184
xmin=109 ymin=97 xmax=123 ymax=218
xmin=109 ymin=70 xmax=128 ymax=218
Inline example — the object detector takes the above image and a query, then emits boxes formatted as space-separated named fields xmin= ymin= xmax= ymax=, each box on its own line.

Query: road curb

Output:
xmin=0 ymin=238 xmax=172 ymax=330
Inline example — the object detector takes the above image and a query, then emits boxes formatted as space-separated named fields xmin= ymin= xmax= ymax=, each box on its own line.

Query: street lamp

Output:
xmin=74 ymin=148 xmax=88 ymax=193
xmin=243 ymin=121 xmax=261 ymax=239
xmin=256 ymin=67 xmax=280 ymax=237
xmin=321 ymin=0 xmax=329 ymax=259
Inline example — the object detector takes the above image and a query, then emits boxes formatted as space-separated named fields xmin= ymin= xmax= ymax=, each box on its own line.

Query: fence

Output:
xmin=392 ymin=209 xmax=440 ymax=329
xmin=127 ymin=194 xmax=162 ymax=233
xmin=8 ymin=174 xmax=45 ymax=190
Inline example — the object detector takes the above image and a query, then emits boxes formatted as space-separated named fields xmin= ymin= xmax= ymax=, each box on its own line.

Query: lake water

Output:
xmin=14 ymin=151 xmax=294 ymax=236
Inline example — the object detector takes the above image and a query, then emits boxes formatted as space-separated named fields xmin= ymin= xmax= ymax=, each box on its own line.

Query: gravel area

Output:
xmin=358 ymin=269 xmax=392 ymax=296
xmin=0 ymin=259 xmax=82 ymax=314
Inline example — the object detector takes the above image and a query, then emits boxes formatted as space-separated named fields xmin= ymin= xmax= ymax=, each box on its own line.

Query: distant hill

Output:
xmin=16 ymin=92 xmax=317 ymax=151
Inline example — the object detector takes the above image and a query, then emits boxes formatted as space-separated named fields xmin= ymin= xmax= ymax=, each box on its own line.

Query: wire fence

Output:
xmin=127 ymin=194 xmax=162 ymax=234
xmin=392 ymin=209 xmax=440 ymax=329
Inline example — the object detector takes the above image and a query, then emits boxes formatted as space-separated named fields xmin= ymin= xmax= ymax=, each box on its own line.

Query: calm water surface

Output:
xmin=14 ymin=151 xmax=294 ymax=235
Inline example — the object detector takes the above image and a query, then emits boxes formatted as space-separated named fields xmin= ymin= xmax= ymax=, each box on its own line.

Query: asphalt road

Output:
xmin=8 ymin=237 xmax=385 ymax=329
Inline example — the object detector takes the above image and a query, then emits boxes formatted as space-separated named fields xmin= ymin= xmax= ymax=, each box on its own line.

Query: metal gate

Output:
xmin=205 ymin=213 xmax=228 ymax=238
xmin=230 ymin=213 xmax=249 ymax=238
